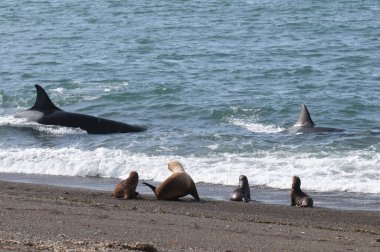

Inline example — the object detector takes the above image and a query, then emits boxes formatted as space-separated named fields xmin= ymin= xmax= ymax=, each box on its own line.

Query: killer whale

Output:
xmin=15 ymin=85 xmax=146 ymax=134
xmin=281 ymin=104 xmax=344 ymax=133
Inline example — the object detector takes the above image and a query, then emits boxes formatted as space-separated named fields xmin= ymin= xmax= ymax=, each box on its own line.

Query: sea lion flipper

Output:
xmin=291 ymin=199 xmax=296 ymax=206
xmin=188 ymin=179 xmax=200 ymax=201
xmin=142 ymin=182 xmax=157 ymax=193
xmin=190 ymin=189 xmax=200 ymax=201
xmin=302 ymin=197 xmax=313 ymax=207
xmin=244 ymin=188 xmax=251 ymax=202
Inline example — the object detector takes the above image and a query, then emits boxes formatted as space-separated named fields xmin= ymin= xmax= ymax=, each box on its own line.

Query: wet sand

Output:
xmin=1 ymin=180 xmax=380 ymax=251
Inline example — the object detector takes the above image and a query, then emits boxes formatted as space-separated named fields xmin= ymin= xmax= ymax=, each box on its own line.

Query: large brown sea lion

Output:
xmin=291 ymin=176 xmax=313 ymax=207
xmin=143 ymin=161 xmax=200 ymax=201
xmin=112 ymin=171 xmax=139 ymax=199
xmin=229 ymin=175 xmax=251 ymax=202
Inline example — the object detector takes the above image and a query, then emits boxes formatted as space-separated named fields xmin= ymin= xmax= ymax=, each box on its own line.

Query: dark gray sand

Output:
xmin=2 ymin=172 xmax=380 ymax=211
xmin=1 ymin=180 xmax=380 ymax=251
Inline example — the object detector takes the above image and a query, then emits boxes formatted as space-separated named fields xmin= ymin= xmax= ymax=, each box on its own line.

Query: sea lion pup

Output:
xmin=291 ymin=176 xmax=313 ymax=207
xmin=143 ymin=161 xmax=200 ymax=201
xmin=112 ymin=171 xmax=139 ymax=199
xmin=229 ymin=175 xmax=251 ymax=202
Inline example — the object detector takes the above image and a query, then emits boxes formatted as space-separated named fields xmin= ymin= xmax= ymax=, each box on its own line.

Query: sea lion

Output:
xmin=143 ymin=161 xmax=200 ymax=201
xmin=112 ymin=171 xmax=139 ymax=199
xmin=229 ymin=175 xmax=251 ymax=202
xmin=291 ymin=176 xmax=313 ymax=207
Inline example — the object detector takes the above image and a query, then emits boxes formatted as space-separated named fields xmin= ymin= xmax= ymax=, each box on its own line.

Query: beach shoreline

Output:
xmin=1 ymin=180 xmax=380 ymax=251
xmin=1 ymin=172 xmax=380 ymax=212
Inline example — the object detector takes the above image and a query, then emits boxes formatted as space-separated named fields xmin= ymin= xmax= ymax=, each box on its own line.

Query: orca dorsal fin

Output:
xmin=294 ymin=104 xmax=315 ymax=127
xmin=29 ymin=85 xmax=61 ymax=112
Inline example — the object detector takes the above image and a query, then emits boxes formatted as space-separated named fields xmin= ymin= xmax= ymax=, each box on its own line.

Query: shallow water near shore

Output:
xmin=1 ymin=173 xmax=380 ymax=212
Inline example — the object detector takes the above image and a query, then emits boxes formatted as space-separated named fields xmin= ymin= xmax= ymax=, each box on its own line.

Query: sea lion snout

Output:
xmin=239 ymin=175 xmax=248 ymax=182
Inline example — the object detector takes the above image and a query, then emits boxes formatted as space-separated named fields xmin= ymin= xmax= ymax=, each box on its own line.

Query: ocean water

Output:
xmin=1 ymin=0 xmax=380 ymax=209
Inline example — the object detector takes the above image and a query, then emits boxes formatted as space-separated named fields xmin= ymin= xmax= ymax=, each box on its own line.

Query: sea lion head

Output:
xmin=129 ymin=171 xmax=139 ymax=180
xmin=124 ymin=170 xmax=139 ymax=199
xmin=292 ymin=176 xmax=301 ymax=190
xmin=238 ymin=175 xmax=248 ymax=188
xmin=128 ymin=171 xmax=139 ymax=189
xmin=167 ymin=160 xmax=185 ymax=173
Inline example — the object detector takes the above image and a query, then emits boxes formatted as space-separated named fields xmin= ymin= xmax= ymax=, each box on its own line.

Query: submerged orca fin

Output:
xmin=29 ymin=85 xmax=61 ymax=112
xmin=142 ymin=182 xmax=157 ymax=193
xmin=294 ymin=104 xmax=315 ymax=128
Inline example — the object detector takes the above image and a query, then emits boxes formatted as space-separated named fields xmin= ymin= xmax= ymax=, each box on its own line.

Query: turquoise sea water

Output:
xmin=1 ymin=0 xmax=380 ymax=209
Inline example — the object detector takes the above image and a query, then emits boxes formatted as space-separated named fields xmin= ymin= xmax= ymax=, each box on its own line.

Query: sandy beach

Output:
xmin=1 ymin=180 xmax=379 ymax=251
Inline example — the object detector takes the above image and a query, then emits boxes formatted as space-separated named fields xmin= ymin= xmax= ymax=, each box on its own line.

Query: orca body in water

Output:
xmin=15 ymin=85 xmax=146 ymax=134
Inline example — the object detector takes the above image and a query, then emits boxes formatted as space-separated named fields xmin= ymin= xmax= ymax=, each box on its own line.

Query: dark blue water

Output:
xmin=1 ymin=1 xmax=380 ymax=208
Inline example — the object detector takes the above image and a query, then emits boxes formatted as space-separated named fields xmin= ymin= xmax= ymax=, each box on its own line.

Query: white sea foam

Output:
xmin=231 ymin=118 xmax=284 ymax=133
xmin=51 ymin=87 xmax=64 ymax=93
xmin=0 ymin=115 xmax=27 ymax=125
xmin=50 ymin=86 xmax=99 ymax=101
xmin=0 ymin=115 xmax=86 ymax=135
xmin=104 ymin=82 xmax=129 ymax=92
xmin=206 ymin=144 xmax=219 ymax=150
xmin=0 ymin=146 xmax=379 ymax=194
xmin=82 ymin=95 xmax=99 ymax=101
xmin=225 ymin=107 xmax=284 ymax=133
